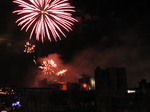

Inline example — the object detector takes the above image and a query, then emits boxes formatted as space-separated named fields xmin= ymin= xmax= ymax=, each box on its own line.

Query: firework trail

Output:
xmin=13 ymin=0 xmax=78 ymax=42
xmin=56 ymin=69 xmax=67 ymax=76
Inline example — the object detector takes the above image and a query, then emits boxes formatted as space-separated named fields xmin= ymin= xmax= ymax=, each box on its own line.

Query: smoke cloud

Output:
xmin=29 ymin=37 xmax=150 ymax=88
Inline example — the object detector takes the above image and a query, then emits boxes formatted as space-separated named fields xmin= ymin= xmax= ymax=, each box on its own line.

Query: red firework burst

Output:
xmin=13 ymin=0 xmax=78 ymax=42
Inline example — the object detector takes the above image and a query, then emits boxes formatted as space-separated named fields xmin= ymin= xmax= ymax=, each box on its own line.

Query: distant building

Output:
xmin=139 ymin=79 xmax=150 ymax=94
xmin=66 ymin=82 xmax=80 ymax=91
xmin=94 ymin=66 xmax=127 ymax=112
xmin=15 ymin=88 xmax=96 ymax=112
xmin=3 ymin=66 xmax=150 ymax=112
xmin=38 ymin=78 xmax=80 ymax=91
xmin=95 ymin=66 xmax=127 ymax=95
xmin=79 ymin=74 xmax=95 ymax=91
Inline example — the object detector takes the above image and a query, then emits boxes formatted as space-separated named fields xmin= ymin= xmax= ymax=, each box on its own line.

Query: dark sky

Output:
xmin=0 ymin=0 xmax=150 ymax=88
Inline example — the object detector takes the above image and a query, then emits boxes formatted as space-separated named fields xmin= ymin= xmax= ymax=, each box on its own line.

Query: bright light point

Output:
xmin=82 ymin=83 xmax=88 ymax=88
xmin=11 ymin=101 xmax=21 ymax=107
xmin=90 ymin=78 xmax=95 ymax=86
xmin=41 ymin=11 xmax=45 ymax=14
xmin=127 ymin=90 xmax=136 ymax=93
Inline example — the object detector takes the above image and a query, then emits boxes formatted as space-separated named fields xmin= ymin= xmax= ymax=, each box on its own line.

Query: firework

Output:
xmin=38 ymin=60 xmax=57 ymax=75
xmin=24 ymin=41 xmax=35 ymax=53
xmin=56 ymin=69 xmax=67 ymax=76
xmin=48 ymin=59 xmax=57 ymax=67
xmin=13 ymin=0 xmax=78 ymax=42
xmin=38 ymin=59 xmax=67 ymax=76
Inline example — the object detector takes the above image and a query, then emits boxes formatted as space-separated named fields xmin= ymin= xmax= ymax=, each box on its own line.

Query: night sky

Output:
xmin=0 ymin=0 xmax=150 ymax=88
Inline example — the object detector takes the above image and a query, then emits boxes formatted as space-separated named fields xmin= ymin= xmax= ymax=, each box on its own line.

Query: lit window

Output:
xmin=127 ymin=90 xmax=136 ymax=93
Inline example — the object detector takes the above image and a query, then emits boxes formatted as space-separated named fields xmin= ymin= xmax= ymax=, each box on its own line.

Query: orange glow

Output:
xmin=60 ymin=82 xmax=67 ymax=91
xmin=1 ymin=111 xmax=7 ymax=112
xmin=81 ymin=83 xmax=89 ymax=91
xmin=82 ymin=83 xmax=88 ymax=89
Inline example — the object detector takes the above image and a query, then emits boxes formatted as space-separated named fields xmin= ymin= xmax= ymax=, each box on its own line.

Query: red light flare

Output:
xmin=13 ymin=0 xmax=78 ymax=42
xmin=82 ymin=83 xmax=88 ymax=88
xmin=81 ymin=83 xmax=89 ymax=91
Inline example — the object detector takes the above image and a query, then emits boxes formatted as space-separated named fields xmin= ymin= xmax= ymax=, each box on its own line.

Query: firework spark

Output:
xmin=56 ymin=69 xmax=67 ymax=76
xmin=38 ymin=59 xmax=67 ymax=76
xmin=38 ymin=60 xmax=57 ymax=75
xmin=24 ymin=41 xmax=35 ymax=53
xmin=13 ymin=0 xmax=78 ymax=42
